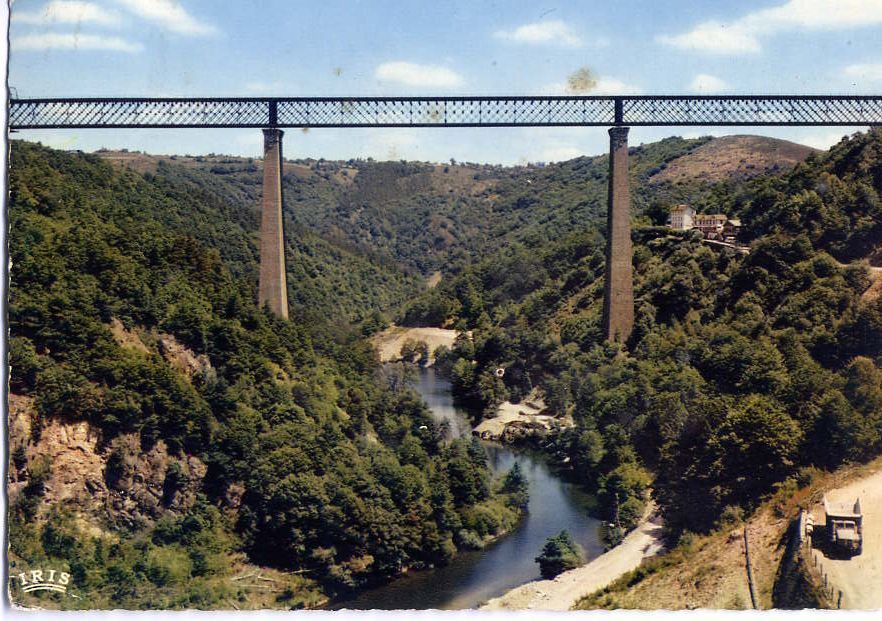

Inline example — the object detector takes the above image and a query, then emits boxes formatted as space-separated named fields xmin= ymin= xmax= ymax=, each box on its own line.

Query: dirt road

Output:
xmin=811 ymin=468 xmax=882 ymax=609
xmin=481 ymin=508 xmax=664 ymax=610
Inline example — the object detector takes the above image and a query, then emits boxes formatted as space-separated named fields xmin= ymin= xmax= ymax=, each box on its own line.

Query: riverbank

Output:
xmin=474 ymin=390 xmax=573 ymax=442
xmin=481 ymin=504 xmax=664 ymax=610
xmin=372 ymin=325 xmax=461 ymax=364
xmin=333 ymin=367 xmax=604 ymax=609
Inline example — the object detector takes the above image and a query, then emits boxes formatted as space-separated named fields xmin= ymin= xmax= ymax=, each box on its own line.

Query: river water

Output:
xmin=334 ymin=367 xmax=604 ymax=610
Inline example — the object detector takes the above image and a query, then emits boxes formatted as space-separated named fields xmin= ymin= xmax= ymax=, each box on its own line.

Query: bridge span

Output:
xmin=10 ymin=95 xmax=882 ymax=341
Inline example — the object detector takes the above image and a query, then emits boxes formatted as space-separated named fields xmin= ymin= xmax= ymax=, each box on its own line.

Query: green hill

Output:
xmin=7 ymin=141 xmax=521 ymax=609
xmin=8 ymin=128 xmax=877 ymax=608
xmin=402 ymin=128 xmax=882 ymax=537
xmin=100 ymin=136 xmax=719 ymax=275
xmin=100 ymin=132 xmax=823 ymax=283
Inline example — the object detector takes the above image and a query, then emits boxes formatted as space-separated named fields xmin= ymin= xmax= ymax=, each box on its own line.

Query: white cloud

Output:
xmin=494 ymin=20 xmax=585 ymax=48
xmin=688 ymin=73 xmax=730 ymax=93
xmin=244 ymin=81 xmax=290 ymax=94
xmin=541 ymin=76 xmax=641 ymax=95
xmin=375 ymin=62 xmax=464 ymax=89
xmin=658 ymin=0 xmax=882 ymax=55
xmin=13 ymin=1 xmax=122 ymax=27
xmin=798 ymin=130 xmax=852 ymax=150
xmin=12 ymin=32 xmax=143 ymax=52
xmin=844 ymin=63 xmax=882 ymax=82
xmin=658 ymin=21 xmax=761 ymax=55
xmin=591 ymin=77 xmax=642 ymax=95
xmin=114 ymin=0 xmax=217 ymax=36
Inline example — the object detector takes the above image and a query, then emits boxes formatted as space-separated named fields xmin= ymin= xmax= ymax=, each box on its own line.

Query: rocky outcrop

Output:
xmin=108 ymin=317 xmax=151 ymax=353
xmin=473 ymin=391 xmax=572 ymax=443
xmin=104 ymin=434 xmax=207 ymax=527
xmin=157 ymin=333 xmax=213 ymax=381
xmin=8 ymin=392 xmax=205 ymax=528
xmin=108 ymin=317 xmax=214 ymax=383
xmin=8 ymin=394 xmax=105 ymax=509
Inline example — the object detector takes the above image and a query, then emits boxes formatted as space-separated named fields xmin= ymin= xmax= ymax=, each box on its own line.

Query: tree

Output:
xmin=714 ymin=394 xmax=802 ymax=505
xmin=535 ymin=530 xmax=585 ymax=579
xmin=502 ymin=462 xmax=529 ymax=508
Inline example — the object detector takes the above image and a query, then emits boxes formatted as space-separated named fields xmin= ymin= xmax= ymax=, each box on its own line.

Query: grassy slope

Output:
xmin=650 ymin=135 xmax=818 ymax=185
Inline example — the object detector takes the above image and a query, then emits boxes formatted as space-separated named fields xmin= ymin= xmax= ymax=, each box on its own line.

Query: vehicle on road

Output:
xmin=824 ymin=495 xmax=863 ymax=556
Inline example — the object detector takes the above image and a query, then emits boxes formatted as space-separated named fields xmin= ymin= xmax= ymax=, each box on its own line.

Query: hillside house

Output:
xmin=723 ymin=218 xmax=742 ymax=241
xmin=693 ymin=213 xmax=728 ymax=238
xmin=669 ymin=205 xmax=744 ymax=243
xmin=669 ymin=204 xmax=696 ymax=231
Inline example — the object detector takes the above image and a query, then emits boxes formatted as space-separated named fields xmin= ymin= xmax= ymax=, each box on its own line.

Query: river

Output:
xmin=333 ymin=367 xmax=604 ymax=610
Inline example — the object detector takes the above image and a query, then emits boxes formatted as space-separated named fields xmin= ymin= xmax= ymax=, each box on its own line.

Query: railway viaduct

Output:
xmin=10 ymin=95 xmax=882 ymax=341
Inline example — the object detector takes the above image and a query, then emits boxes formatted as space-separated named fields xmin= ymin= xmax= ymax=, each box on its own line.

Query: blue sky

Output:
xmin=9 ymin=0 xmax=882 ymax=163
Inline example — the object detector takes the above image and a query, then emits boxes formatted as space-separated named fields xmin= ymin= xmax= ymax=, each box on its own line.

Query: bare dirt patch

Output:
xmin=109 ymin=317 xmax=151 ymax=353
xmin=860 ymin=266 xmax=882 ymax=302
xmin=474 ymin=391 xmax=570 ymax=441
xmin=372 ymin=326 xmax=462 ymax=363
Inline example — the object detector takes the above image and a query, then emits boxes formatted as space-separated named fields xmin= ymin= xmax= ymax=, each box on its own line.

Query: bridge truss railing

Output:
xmin=9 ymin=95 xmax=882 ymax=129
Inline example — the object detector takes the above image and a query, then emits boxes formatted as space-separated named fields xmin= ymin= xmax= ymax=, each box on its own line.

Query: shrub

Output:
xmin=535 ymin=530 xmax=586 ymax=579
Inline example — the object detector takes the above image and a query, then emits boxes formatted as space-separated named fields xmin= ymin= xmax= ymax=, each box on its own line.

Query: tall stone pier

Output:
xmin=601 ymin=126 xmax=634 ymax=342
xmin=258 ymin=128 xmax=289 ymax=319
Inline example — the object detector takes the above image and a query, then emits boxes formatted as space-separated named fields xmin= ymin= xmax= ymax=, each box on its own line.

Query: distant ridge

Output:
xmin=649 ymin=135 xmax=818 ymax=184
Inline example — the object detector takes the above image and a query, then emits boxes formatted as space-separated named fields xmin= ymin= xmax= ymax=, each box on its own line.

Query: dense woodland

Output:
xmin=406 ymin=129 xmax=882 ymax=536
xmin=6 ymin=129 xmax=882 ymax=607
xmin=7 ymin=142 xmax=521 ymax=608
xmin=136 ymin=135 xmax=712 ymax=278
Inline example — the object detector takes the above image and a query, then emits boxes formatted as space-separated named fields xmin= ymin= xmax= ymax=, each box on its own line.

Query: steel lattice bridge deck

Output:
xmin=9 ymin=95 xmax=882 ymax=129
xmin=10 ymin=93 xmax=882 ymax=338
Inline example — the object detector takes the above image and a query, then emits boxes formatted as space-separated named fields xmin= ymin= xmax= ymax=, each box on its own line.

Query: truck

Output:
xmin=824 ymin=495 xmax=863 ymax=556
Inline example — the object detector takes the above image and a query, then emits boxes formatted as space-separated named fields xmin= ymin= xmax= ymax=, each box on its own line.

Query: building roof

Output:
xmin=670 ymin=204 xmax=694 ymax=213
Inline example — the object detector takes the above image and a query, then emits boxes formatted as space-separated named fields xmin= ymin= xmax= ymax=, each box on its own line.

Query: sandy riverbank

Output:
xmin=473 ymin=391 xmax=571 ymax=441
xmin=481 ymin=505 xmax=664 ymax=610
xmin=372 ymin=326 xmax=461 ymax=364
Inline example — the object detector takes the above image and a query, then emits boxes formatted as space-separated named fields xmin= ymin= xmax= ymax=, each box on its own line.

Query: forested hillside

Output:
xmin=7 ymin=141 xmax=522 ymax=608
xmin=403 ymin=129 xmax=882 ymax=537
xmin=101 ymin=136 xmax=719 ymax=276
xmin=8 ymin=128 xmax=879 ymax=608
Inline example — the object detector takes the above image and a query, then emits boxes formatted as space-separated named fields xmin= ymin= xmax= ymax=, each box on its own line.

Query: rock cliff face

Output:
xmin=9 ymin=393 xmax=207 ymax=528
xmin=104 ymin=434 xmax=207 ymax=527
xmin=8 ymin=322 xmax=212 ymax=531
